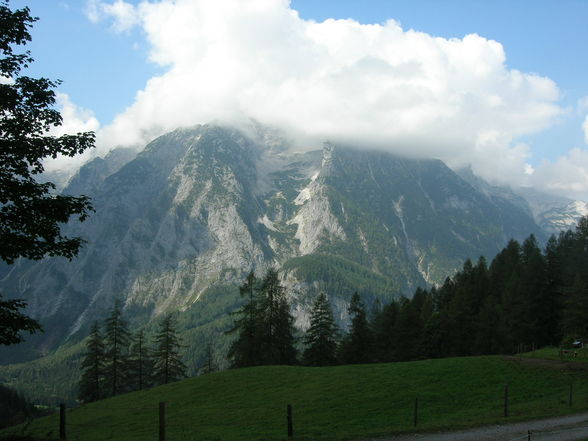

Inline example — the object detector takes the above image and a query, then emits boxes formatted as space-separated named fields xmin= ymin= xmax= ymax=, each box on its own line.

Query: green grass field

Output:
xmin=3 ymin=355 xmax=588 ymax=441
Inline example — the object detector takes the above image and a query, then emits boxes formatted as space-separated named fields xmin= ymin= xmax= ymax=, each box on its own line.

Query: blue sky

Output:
xmin=13 ymin=0 xmax=588 ymax=199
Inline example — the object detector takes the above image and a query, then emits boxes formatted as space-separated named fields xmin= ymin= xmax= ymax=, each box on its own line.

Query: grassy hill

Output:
xmin=3 ymin=355 xmax=588 ymax=441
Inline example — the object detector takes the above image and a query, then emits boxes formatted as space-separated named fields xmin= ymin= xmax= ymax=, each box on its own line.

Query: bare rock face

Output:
xmin=0 ymin=124 xmax=547 ymax=356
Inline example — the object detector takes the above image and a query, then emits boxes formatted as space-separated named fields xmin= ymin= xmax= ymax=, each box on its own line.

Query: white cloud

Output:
xmin=584 ymin=114 xmax=588 ymax=144
xmin=51 ymin=92 xmax=100 ymax=137
xmin=86 ymin=0 xmax=139 ymax=32
xmin=87 ymin=0 xmax=567 ymax=194
xmin=44 ymin=93 xmax=101 ymax=175
xmin=531 ymin=148 xmax=588 ymax=200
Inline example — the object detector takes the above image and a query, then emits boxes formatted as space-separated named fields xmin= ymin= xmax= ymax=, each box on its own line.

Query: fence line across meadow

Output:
xmin=49 ymin=380 xmax=582 ymax=441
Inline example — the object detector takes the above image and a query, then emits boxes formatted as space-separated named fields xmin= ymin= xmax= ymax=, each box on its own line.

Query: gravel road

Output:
xmin=369 ymin=412 xmax=588 ymax=441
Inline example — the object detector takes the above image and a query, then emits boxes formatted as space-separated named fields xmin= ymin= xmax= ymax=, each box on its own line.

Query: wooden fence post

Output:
xmin=287 ymin=404 xmax=293 ymax=438
xmin=504 ymin=385 xmax=509 ymax=418
xmin=413 ymin=397 xmax=418 ymax=427
xmin=59 ymin=403 xmax=66 ymax=441
xmin=159 ymin=402 xmax=166 ymax=441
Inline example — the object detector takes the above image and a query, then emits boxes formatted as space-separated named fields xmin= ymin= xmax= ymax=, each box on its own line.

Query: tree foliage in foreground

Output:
xmin=0 ymin=0 xmax=95 ymax=347
xmin=0 ymin=1 xmax=95 ymax=264
xmin=0 ymin=294 xmax=41 ymax=345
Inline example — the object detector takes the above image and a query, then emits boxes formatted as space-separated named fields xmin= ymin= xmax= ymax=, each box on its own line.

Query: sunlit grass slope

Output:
xmin=4 ymin=355 xmax=588 ymax=441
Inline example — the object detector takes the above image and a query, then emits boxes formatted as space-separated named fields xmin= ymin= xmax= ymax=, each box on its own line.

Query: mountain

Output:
xmin=456 ymin=167 xmax=588 ymax=236
xmin=0 ymin=124 xmax=545 ymax=364
xmin=516 ymin=187 xmax=588 ymax=235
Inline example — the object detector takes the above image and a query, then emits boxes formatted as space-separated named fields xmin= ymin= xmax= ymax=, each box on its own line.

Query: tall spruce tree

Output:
xmin=372 ymin=300 xmax=400 ymax=362
xmin=104 ymin=300 xmax=130 ymax=396
xmin=520 ymin=235 xmax=550 ymax=346
xmin=200 ymin=341 xmax=216 ymax=375
xmin=303 ymin=293 xmax=339 ymax=366
xmin=78 ymin=322 xmax=105 ymax=403
xmin=257 ymin=268 xmax=297 ymax=365
xmin=391 ymin=297 xmax=423 ymax=361
xmin=153 ymin=314 xmax=187 ymax=385
xmin=562 ymin=273 xmax=588 ymax=338
xmin=339 ymin=292 xmax=373 ymax=364
xmin=127 ymin=329 xmax=153 ymax=391
xmin=227 ymin=271 xmax=261 ymax=368
xmin=545 ymin=235 xmax=564 ymax=344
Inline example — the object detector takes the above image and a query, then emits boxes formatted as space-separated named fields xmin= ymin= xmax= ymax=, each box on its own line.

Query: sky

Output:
xmin=13 ymin=0 xmax=588 ymax=200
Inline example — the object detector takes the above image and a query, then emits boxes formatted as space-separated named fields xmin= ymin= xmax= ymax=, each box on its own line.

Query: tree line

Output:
xmin=230 ymin=217 xmax=588 ymax=366
xmin=228 ymin=267 xmax=377 ymax=367
xmin=78 ymin=216 xmax=588 ymax=402
xmin=78 ymin=302 xmax=187 ymax=403
xmin=364 ymin=216 xmax=588 ymax=363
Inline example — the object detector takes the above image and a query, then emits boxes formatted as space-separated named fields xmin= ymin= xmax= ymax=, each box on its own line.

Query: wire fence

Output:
xmin=45 ymin=380 xmax=588 ymax=441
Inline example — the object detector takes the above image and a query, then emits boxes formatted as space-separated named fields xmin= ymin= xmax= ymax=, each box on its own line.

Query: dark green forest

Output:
xmin=230 ymin=216 xmax=588 ymax=366
xmin=370 ymin=216 xmax=588 ymax=362
xmin=0 ymin=384 xmax=44 ymax=428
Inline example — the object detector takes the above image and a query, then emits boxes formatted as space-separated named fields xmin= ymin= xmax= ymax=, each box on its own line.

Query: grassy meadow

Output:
xmin=3 ymin=355 xmax=588 ymax=441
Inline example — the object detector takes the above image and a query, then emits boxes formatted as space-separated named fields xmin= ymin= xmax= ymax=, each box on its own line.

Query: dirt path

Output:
xmin=368 ymin=412 xmax=588 ymax=441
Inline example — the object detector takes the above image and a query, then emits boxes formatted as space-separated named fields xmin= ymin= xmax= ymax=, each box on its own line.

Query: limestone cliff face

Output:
xmin=0 ymin=124 xmax=546 ymax=354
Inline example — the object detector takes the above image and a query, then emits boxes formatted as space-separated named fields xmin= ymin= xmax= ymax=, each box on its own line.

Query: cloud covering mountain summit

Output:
xmin=47 ymin=0 xmax=586 ymax=199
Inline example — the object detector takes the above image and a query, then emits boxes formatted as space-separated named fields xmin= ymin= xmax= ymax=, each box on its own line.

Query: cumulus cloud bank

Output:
xmin=81 ymin=0 xmax=588 ymax=199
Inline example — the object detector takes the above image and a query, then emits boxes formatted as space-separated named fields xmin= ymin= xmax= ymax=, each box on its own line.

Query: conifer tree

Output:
xmin=227 ymin=271 xmax=261 ymax=368
xmin=78 ymin=322 xmax=105 ymax=403
xmin=520 ymin=235 xmax=550 ymax=346
xmin=258 ymin=268 xmax=297 ymax=365
xmin=562 ymin=273 xmax=588 ymax=338
xmin=200 ymin=341 xmax=216 ymax=375
xmin=153 ymin=314 xmax=187 ymax=385
xmin=303 ymin=293 xmax=339 ymax=366
xmin=545 ymin=234 xmax=564 ymax=344
xmin=127 ymin=329 xmax=153 ymax=391
xmin=391 ymin=297 xmax=423 ymax=361
xmin=339 ymin=292 xmax=373 ymax=364
xmin=104 ymin=300 xmax=130 ymax=396
xmin=372 ymin=300 xmax=400 ymax=362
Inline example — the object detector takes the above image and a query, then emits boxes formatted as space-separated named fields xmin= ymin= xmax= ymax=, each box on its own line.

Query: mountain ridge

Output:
xmin=0 ymin=124 xmax=550 ymax=362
